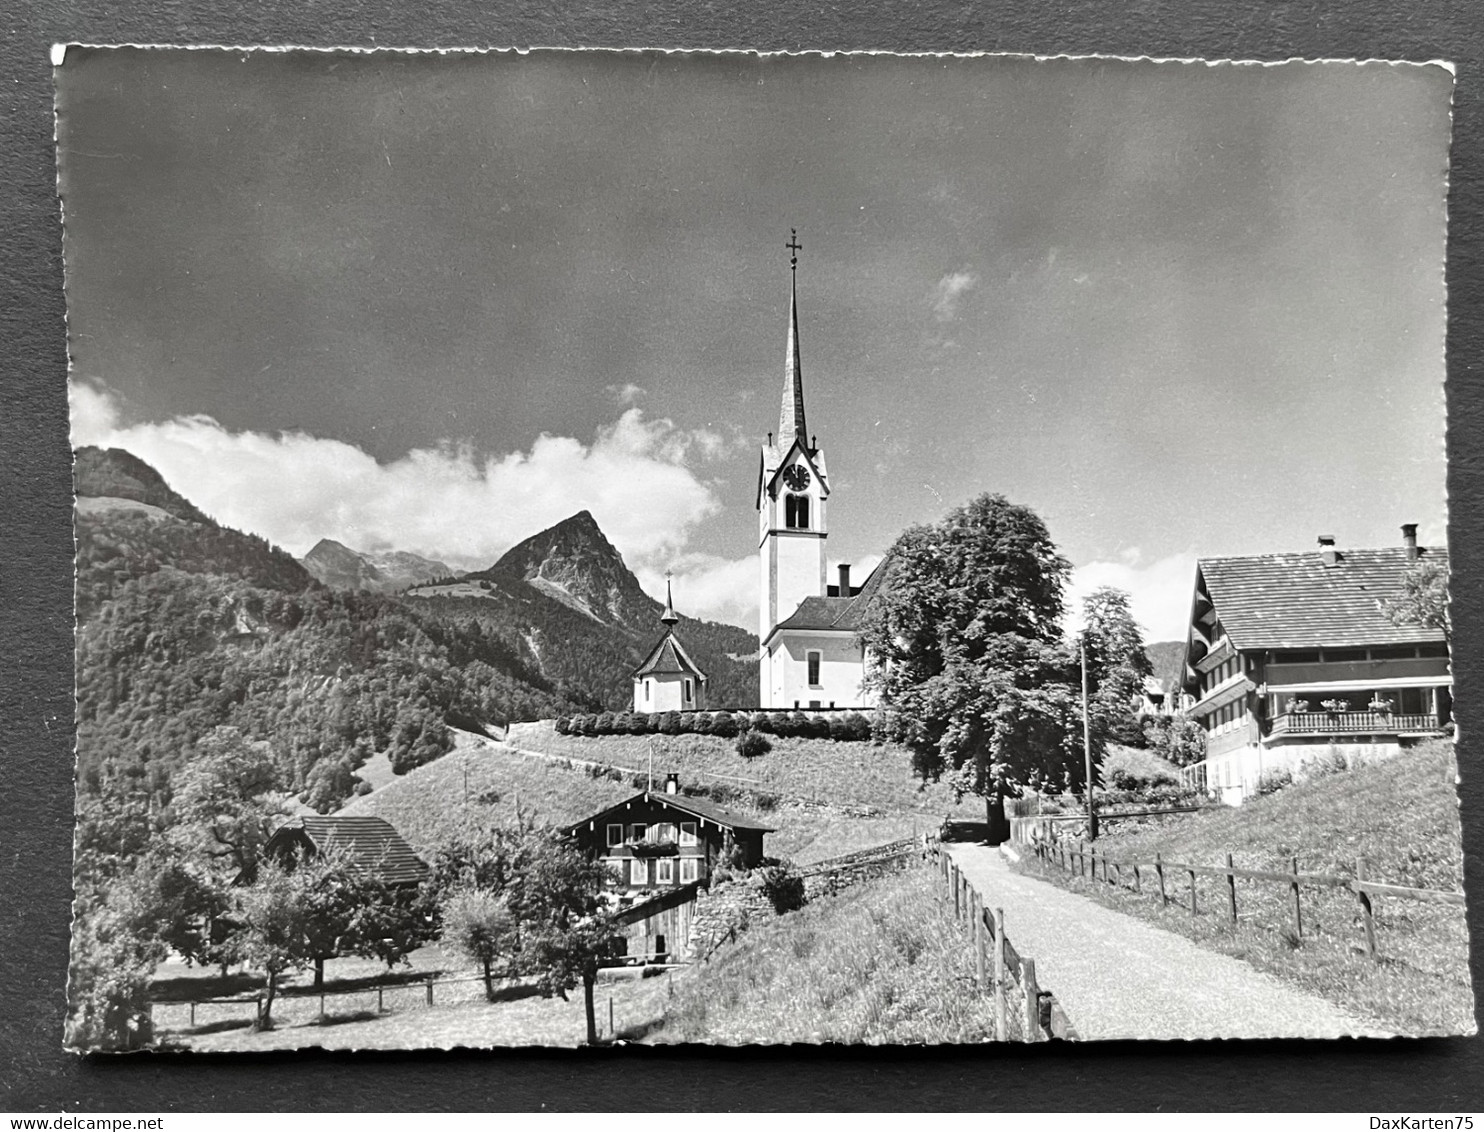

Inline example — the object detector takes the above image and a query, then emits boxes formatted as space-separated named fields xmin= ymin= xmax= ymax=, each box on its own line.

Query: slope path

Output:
xmin=947 ymin=843 xmax=1387 ymax=1040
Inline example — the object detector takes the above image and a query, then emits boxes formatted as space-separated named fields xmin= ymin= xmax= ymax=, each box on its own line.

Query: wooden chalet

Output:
xmin=564 ymin=779 xmax=775 ymax=892
xmin=1181 ymin=526 xmax=1450 ymax=804
xmin=564 ymin=780 xmax=776 ymax=964
xmin=260 ymin=815 xmax=430 ymax=886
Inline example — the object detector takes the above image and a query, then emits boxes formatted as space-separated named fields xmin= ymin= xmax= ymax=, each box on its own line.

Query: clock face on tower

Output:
xmin=782 ymin=464 xmax=811 ymax=491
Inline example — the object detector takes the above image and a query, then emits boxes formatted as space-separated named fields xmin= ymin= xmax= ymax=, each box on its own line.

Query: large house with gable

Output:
xmin=1181 ymin=525 xmax=1450 ymax=804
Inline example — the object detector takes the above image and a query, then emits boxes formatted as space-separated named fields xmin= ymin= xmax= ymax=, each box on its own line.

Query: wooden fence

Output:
xmin=154 ymin=972 xmax=520 ymax=1034
xmin=1023 ymin=824 xmax=1465 ymax=960
xmin=930 ymin=848 xmax=1076 ymax=1042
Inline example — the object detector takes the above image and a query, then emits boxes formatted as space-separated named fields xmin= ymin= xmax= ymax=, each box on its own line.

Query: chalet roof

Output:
xmin=269 ymin=815 xmax=429 ymax=886
xmin=564 ymin=790 xmax=777 ymax=835
xmin=1196 ymin=546 xmax=1448 ymax=651
xmin=769 ymin=551 xmax=898 ymax=637
xmin=632 ymin=631 xmax=708 ymax=681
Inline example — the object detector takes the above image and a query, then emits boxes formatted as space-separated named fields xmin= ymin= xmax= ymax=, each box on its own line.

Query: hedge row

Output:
xmin=555 ymin=709 xmax=874 ymax=742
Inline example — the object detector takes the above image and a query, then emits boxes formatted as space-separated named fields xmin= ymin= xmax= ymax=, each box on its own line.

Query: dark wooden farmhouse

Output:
xmin=563 ymin=778 xmax=775 ymax=893
xmin=563 ymin=780 xmax=776 ymax=963
xmin=1181 ymin=526 xmax=1450 ymax=804
xmin=260 ymin=815 xmax=430 ymax=886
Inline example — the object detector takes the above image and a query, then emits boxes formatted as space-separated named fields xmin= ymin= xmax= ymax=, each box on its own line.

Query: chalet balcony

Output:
xmin=1269 ymin=710 xmax=1441 ymax=737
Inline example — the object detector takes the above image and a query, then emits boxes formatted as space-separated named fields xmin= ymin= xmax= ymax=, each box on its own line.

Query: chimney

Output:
xmin=1318 ymin=534 xmax=1338 ymax=567
xmin=1402 ymin=523 xmax=1419 ymax=561
xmin=838 ymin=563 xmax=851 ymax=596
xmin=664 ymin=772 xmax=679 ymax=795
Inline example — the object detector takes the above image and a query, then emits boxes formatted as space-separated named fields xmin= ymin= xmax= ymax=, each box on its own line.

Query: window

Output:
xmin=684 ymin=678 xmax=693 ymax=702
xmin=655 ymin=859 xmax=674 ymax=884
xmin=645 ymin=679 xmax=650 ymax=702
xmin=630 ymin=823 xmax=647 ymax=842
xmin=629 ymin=858 xmax=648 ymax=886
xmin=604 ymin=858 xmax=624 ymax=883
xmin=680 ymin=822 xmax=698 ymax=846
xmin=1324 ymin=648 xmax=1368 ymax=662
xmin=785 ymin=494 xmax=810 ymax=529
xmin=606 ymin=823 xmax=624 ymax=848
xmin=656 ymin=822 xmax=677 ymax=844
xmin=680 ymin=858 xmax=699 ymax=883
xmin=807 ymin=650 xmax=821 ymax=685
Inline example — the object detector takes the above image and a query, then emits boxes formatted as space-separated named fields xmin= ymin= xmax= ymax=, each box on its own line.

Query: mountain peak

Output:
xmin=73 ymin=445 xmax=212 ymax=524
xmin=481 ymin=511 xmax=659 ymax=629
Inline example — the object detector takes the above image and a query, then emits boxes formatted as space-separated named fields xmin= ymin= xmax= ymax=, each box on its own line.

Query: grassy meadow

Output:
xmin=343 ymin=727 xmax=969 ymax=866
xmin=1016 ymin=739 xmax=1473 ymax=1035
xmin=644 ymin=863 xmax=999 ymax=1044
xmin=506 ymin=721 xmax=979 ymax=818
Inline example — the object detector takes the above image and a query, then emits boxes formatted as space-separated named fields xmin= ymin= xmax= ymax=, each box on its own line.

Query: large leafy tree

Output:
xmin=430 ymin=819 xmax=617 ymax=1043
xmin=1383 ymin=558 xmax=1450 ymax=645
xmin=1077 ymin=586 xmax=1154 ymax=749
xmin=859 ymin=493 xmax=1081 ymax=841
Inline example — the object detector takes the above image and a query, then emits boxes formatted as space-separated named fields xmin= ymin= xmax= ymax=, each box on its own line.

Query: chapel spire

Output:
xmin=779 ymin=229 xmax=808 ymax=449
xmin=660 ymin=573 xmax=679 ymax=626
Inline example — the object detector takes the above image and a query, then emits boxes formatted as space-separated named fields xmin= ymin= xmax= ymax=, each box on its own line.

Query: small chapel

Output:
xmin=632 ymin=578 xmax=708 ymax=713
xmin=755 ymin=233 xmax=890 ymax=710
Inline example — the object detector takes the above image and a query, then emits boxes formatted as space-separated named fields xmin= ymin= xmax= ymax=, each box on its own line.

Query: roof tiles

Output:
xmin=1198 ymin=546 xmax=1448 ymax=651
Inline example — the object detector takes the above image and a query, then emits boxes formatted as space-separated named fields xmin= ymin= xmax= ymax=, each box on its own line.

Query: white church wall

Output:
xmin=767 ymin=633 xmax=871 ymax=709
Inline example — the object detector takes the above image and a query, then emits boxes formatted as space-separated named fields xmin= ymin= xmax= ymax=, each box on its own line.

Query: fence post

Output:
xmin=426 ymin=978 xmax=435 ymax=1006
xmin=974 ymin=892 xmax=986 ymax=991
xmin=953 ymin=864 xmax=961 ymax=919
xmin=994 ymin=907 xmax=1007 ymax=1043
xmin=1355 ymin=856 xmax=1378 ymax=960
xmin=609 ymin=996 xmax=615 ymax=1036
xmin=1290 ymin=856 xmax=1303 ymax=941
xmin=319 ymin=992 xmax=326 ymax=1024
xmin=378 ymin=986 xmax=384 ymax=1014
xmin=1133 ymin=864 xmax=1141 ymax=894
xmin=189 ymin=1001 xmax=195 ymax=1029
xmin=1022 ymin=957 xmax=1040 ymax=1042
xmin=1077 ymin=841 xmax=1084 ymax=878
xmin=1188 ymin=868 xmax=1198 ymax=915
xmin=1156 ymin=852 xmax=1167 ymax=906
xmin=1226 ymin=851 xmax=1238 ymax=924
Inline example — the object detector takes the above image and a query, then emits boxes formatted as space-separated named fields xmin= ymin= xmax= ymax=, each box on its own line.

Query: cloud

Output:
xmin=1064 ymin=549 xmax=1199 ymax=644
xmin=72 ymin=382 xmax=726 ymax=574
xmin=932 ymin=270 xmax=980 ymax=322
xmin=606 ymin=382 xmax=647 ymax=406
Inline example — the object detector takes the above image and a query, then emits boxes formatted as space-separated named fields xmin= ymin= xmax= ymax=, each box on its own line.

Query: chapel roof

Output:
xmin=633 ymin=632 xmax=708 ymax=680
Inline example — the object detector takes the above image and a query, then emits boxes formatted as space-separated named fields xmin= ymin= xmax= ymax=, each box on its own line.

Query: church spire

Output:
xmin=779 ymin=229 xmax=808 ymax=449
xmin=660 ymin=572 xmax=679 ymax=626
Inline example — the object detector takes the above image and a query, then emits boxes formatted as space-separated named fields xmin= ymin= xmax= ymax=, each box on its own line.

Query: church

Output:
xmin=755 ymin=234 xmax=891 ymax=710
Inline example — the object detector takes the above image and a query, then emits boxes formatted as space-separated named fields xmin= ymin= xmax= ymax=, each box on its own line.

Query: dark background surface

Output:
xmin=3 ymin=0 xmax=1482 ymax=1113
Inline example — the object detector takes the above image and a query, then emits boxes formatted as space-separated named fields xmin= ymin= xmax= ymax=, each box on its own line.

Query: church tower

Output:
xmin=756 ymin=230 xmax=830 ymax=651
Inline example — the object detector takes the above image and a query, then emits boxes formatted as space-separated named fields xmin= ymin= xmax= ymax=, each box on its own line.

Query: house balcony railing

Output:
xmin=1269 ymin=711 xmax=1440 ymax=737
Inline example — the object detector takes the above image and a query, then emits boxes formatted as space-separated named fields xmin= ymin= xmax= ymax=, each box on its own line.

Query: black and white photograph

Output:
xmin=55 ymin=46 xmax=1469 ymax=1051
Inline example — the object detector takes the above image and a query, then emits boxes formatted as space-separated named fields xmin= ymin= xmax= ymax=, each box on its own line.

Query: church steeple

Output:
xmin=660 ymin=573 xmax=679 ymax=626
xmin=779 ymin=229 xmax=808 ymax=449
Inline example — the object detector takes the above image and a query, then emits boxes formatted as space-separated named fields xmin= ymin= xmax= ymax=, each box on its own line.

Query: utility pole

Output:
xmin=1082 ymin=639 xmax=1098 ymax=841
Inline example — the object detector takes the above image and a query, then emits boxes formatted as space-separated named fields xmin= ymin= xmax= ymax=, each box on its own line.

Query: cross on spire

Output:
xmin=787 ymin=229 xmax=802 ymax=272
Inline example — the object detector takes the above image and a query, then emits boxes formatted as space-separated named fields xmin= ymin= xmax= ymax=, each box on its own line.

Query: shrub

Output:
xmin=611 ymin=712 xmax=633 ymax=735
xmin=1257 ymin=767 xmax=1293 ymax=797
xmin=577 ymin=713 xmax=598 ymax=737
xmin=1301 ymin=748 xmax=1350 ymax=780
xmin=645 ymin=711 xmax=664 ymax=734
xmin=752 ymin=712 xmax=776 ymax=735
xmin=554 ymin=716 xmax=570 ymax=735
xmin=658 ymin=712 xmax=682 ymax=735
xmin=807 ymin=714 xmax=832 ymax=739
xmin=677 ymin=712 xmax=697 ymax=732
xmin=709 ymin=711 xmax=739 ymax=738
xmin=737 ymin=731 xmax=772 ymax=760
xmin=756 ymin=865 xmax=806 ymax=915
xmin=690 ymin=713 xmax=713 ymax=735
xmin=595 ymin=712 xmax=616 ymax=735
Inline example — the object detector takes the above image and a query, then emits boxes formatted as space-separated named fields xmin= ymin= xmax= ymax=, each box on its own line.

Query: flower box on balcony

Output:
xmin=629 ymin=839 xmax=679 ymax=857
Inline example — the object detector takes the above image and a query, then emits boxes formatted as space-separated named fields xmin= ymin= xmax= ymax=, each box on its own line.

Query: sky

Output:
xmin=57 ymin=49 xmax=1453 ymax=642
